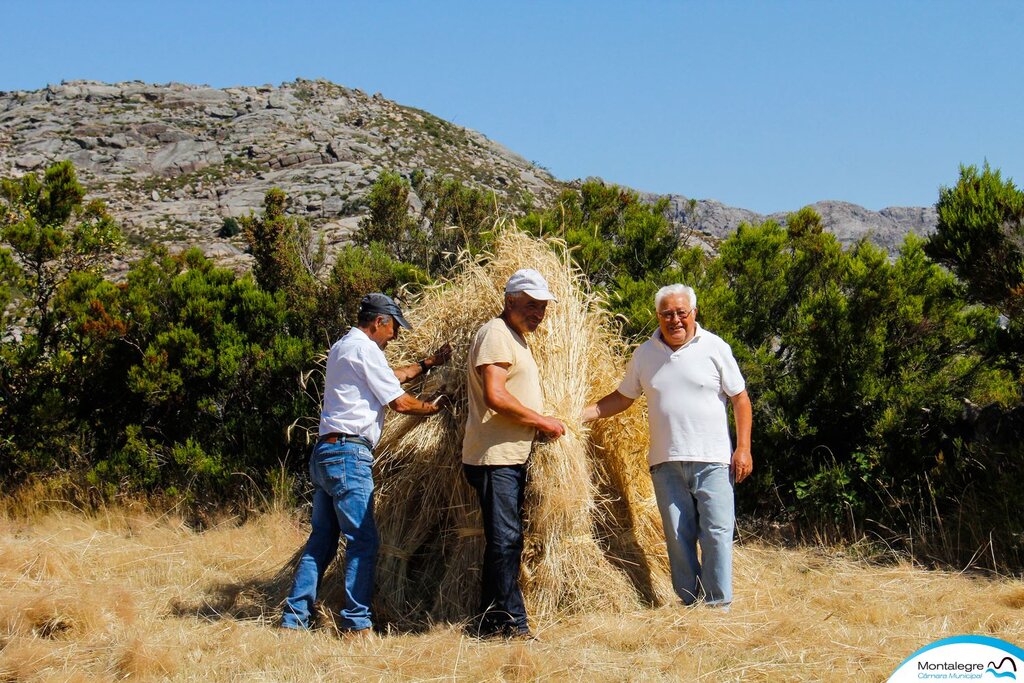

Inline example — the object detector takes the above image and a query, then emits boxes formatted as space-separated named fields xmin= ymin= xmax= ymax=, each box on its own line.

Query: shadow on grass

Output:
xmin=169 ymin=545 xmax=302 ymax=624
xmin=168 ymin=546 xmax=446 ymax=635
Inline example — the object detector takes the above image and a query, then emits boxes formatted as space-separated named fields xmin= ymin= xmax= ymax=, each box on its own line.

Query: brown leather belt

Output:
xmin=318 ymin=432 xmax=373 ymax=450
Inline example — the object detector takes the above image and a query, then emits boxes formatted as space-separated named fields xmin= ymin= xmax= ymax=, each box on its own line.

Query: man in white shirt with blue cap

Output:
xmin=282 ymin=293 xmax=451 ymax=636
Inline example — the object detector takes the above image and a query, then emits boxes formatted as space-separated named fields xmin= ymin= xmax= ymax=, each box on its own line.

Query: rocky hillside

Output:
xmin=0 ymin=79 xmax=936 ymax=269
xmin=654 ymin=195 xmax=937 ymax=254
xmin=0 ymin=79 xmax=560 ymax=269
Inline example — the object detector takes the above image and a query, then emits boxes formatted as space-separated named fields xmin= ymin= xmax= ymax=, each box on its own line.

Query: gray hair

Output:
xmin=357 ymin=310 xmax=393 ymax=328
xmin=654 ymin=284 xmax=696 ymax=311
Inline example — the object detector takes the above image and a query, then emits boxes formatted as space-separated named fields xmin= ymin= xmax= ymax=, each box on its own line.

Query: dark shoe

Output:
xmin=476 ymin=625 xmax=538 ymax=642
xmin=468 ymin=618 xmax=505 ymax=640
xmin=473 ymin=627 xmax=505 ymax=640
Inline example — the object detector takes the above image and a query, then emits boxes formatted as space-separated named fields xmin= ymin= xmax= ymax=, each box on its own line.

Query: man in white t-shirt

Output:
xmin=583 ymin=284 xmax=752 ymax=608
xmin=462 ymin=269 xmax=566 ymax=639
xmin=282 ymin=293 xmax=451 ymax=636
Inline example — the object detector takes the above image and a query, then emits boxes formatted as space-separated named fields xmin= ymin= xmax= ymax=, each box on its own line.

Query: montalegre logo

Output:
xmin=888 ymin=635 xmax=1022 ymax=681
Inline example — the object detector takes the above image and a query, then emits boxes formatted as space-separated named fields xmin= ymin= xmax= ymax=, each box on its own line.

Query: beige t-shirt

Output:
xmin=462 ymin=317 xmax=543 ymax=466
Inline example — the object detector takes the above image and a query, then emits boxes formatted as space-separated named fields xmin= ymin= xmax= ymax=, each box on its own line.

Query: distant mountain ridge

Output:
xmin=654 ymin=194 xmax=937 ymax=253
xmin=0 ymin=79 xmax=936 ymax=268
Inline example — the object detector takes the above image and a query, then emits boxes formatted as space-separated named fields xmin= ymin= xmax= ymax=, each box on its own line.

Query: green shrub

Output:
xmin=218 ymin=216 xmax=241 ymax=238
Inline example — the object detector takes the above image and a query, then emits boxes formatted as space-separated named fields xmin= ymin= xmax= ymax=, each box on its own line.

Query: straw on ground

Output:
xmin=1 ymin=507 xmax=1022 ymax=681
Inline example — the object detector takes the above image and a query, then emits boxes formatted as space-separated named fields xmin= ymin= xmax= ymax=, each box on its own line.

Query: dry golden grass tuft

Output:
xmin=114 ymin=634 xmax=180 ymax=679
xmin=1 ymin=507 xmax=1022 ymax=681
xmin=1002 ymin=586 xmax=1024 ymax=609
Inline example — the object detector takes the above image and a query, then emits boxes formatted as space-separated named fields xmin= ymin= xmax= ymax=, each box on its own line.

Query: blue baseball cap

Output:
xmin=359 ymin=293 xmax=412 ymax=329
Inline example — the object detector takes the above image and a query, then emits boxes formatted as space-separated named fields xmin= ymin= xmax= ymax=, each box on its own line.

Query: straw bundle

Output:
xmin=587 ymin=388 xmax=676 ymax=606
xmin=514 ymin=247 xmax=639 ymax=615
xmin=371 ymin=225 xmax=673 ymax=626
xmin=370 ymin=264 xmax=498 ymax=624
xmin=575 ymin=320 xmax=675 ymax=605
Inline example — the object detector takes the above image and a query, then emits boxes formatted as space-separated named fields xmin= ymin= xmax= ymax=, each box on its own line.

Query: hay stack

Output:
xmin=367 ymin=226 xmax=673 ymax=626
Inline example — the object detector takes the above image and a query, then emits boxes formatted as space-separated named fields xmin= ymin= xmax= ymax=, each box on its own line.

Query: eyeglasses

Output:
xmin=657 ymin=308 xmax=694 ymax=320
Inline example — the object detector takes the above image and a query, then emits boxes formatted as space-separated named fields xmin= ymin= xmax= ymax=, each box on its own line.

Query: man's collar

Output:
xmin=349 ymin=326 xmax=372 ymax=342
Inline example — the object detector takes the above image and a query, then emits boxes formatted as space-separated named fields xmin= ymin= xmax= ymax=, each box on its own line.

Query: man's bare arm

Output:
xmin=481 ymin=363 xmax=565 ymax=440
xmin=393 ymin=342 xmax=453 ymax=383
xmin=729 ymin=389 xmax=753 ymax=483
xmin=581 ymin=390 xmax=635 ymax=423
xmin=389 ymin=392 xmax=443 ymax=416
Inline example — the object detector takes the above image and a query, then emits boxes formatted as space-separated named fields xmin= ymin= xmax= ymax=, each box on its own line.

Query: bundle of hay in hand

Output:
xmin=370 ymin=226 xmax=674 ymax=628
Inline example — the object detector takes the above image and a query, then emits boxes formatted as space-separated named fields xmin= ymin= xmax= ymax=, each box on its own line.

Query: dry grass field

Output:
xmin=1 ymin=506 xmax=1022 ymax=682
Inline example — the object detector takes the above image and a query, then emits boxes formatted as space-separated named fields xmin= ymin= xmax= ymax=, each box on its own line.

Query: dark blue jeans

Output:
xmin=282 ymin=440 xmax=379 ymax=631
xmin=463 ymin=463 xmax=529 ymax=635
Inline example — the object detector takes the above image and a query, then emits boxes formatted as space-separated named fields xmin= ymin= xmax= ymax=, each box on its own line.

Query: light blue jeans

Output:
xmin=650 ymin=461 xmax=734 ymax=607
xmin=282 ymin=440 xmax=379 ymax=631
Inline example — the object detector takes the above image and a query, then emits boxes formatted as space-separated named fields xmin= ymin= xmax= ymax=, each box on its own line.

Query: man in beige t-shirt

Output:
xmin=462 ymin=269 xmax=566 ymax=639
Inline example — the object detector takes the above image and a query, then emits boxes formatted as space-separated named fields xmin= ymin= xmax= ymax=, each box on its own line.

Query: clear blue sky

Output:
xmin=2 ymin=1 xmax=1022 ymax=214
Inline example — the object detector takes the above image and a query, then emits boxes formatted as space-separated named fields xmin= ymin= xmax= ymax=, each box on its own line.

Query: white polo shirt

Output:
xmin=618 ymin=324 xmax=745 ymax=466
xmin=319 ymin=327 xmax=404 ymax=446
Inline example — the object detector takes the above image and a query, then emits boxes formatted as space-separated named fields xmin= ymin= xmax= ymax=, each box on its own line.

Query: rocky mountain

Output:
xmin=653 ymin=195 xmax=937 ymax=254
xmin=0 ymin=79 xmax=936 ymax=270
xmin=0 ymin=79 xmax=560 ymax=270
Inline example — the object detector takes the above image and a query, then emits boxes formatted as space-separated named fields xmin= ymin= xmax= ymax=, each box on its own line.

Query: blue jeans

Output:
xmin=650 ymin=461 xmax=734 ymax=607
xmin=463 ymin=463 xmax=529 ymax=635
xmin=282 ymin=440 xmax=379 ymax=631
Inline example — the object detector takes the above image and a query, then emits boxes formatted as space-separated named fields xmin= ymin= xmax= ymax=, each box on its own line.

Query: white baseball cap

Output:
xmin=504 ymin=269 xmax=557 ymax=301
